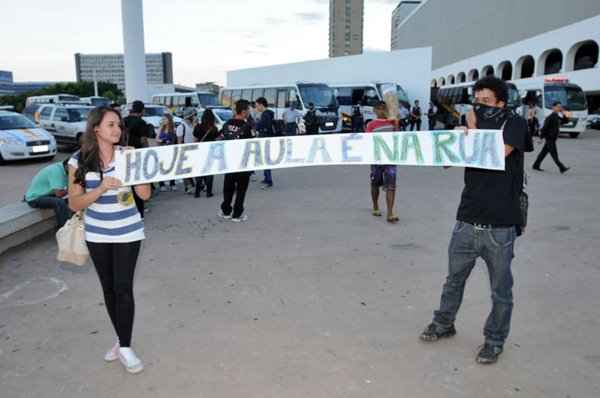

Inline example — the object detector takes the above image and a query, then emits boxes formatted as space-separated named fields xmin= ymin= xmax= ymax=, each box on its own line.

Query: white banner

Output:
xmin=114 ymin=130 xmax=505 ymax=186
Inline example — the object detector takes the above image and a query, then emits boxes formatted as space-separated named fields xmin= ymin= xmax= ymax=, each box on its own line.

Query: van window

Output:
xmin=221 ymin=90 xmax=232 ymax=108
xmin=40 ymin=106 xmax=53 ymax=120
xmin=264 ymin=88 xmax=276 ymax=107
xmin=336 ymin=87 xmax=353 ymax=106
xmin=53 ymin=108 xmax=68 ymax=121
xmin=276 ymin=88 xmax=289 ymax=108
xmin=252 ymin=88 xmax=264 ymax=101
xmin=232 ymin=90 xmax=242 ymax=103
xmin=241 ymin=89 xmax=252 ymax=101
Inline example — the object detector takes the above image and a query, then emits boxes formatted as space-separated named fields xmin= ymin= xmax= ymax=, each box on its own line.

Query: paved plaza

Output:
xmin=1 ymin=132 xmax=599 ymax=398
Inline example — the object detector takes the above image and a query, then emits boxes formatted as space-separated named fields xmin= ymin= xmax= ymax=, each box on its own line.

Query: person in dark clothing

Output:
xmin=192 ymin=109 xmax=220 ymax=197
xmin=255 ymin=97 xmax=275 ymax=188
xmin=532 ymin=101 xmax=570 ymax=173
xmin=427 ymin=102 xmax=437 ymax=130
xmin=123 ymin=100 xmax=151 ymax=218
xmin=303 ymin=102 xmax=320 ymax=135
xmin=409 ymin=100 xmax=422 ymax=131
xmin=420 ymin=76 xmax=530 ymax=365
xmin=219 ymin=100 xmax=254 ymax=222
xmin=351 ymin=105 xmax=364 ymax=132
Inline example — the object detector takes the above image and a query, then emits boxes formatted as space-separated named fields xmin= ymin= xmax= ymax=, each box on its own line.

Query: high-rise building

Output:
xmin=329 ymin=0 xmax=364 ymax=58
xmin=390 ymin=1 xmax=421 ymax=50
xmin=74 ymin=52 xmax=173 ymax=93
xmin=0 ymin=70 xmax=14 ymax=84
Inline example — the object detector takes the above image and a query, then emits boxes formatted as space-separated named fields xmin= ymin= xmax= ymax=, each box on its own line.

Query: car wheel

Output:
xmin=569 ymin=132 xmax=580 ymax=139
xmin=0 ymin=152 xmax=5 ymax=165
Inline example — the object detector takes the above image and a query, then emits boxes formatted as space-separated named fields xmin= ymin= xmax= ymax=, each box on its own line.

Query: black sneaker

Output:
xmin=419 ymin=323 xmax=456 ymax=342
xmin=476 ymin=343 xmax=503 ymax=364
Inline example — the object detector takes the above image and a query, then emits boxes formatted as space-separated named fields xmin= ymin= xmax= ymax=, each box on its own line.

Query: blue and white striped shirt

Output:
xmin=69 ymin=150 xmax=145 ymax=243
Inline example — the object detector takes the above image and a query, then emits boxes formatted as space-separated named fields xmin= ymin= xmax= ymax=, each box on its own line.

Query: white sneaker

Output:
xmin=118 ymin=347 xmax=144 ymax=374
xmin=160 ymin=186 xmax=168 ymax=192
xmin=231 ymin=215 xmax=248 ymax=223
xmin=218 ymin=211 xmax=232 ymax=220
xmin=104 ymin=342 xmax=120 ymax=362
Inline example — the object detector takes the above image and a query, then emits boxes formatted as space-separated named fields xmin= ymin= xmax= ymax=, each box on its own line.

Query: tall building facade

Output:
xmin=390 ymin=0 xmax=600 ymax=70
xmin=329 ymin=0 xmax=364 ymax=58
xmin=74 ymin=52 xmax=173 ymax=92
xmin=390 ymin=1 xmax=421 ymax=50
xmin=0 ymin=70 xmax=13 ymax=84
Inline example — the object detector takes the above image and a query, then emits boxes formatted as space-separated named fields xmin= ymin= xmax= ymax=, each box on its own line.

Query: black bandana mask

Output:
xmin=473 ymin=103 xmax=509 ymax=130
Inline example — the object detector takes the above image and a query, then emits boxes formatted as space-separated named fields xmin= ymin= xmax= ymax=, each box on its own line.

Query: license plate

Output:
xmin=32 ymin=145 xmax=49 ymax=153
xmin=325 ymin=122 xmax=334 ymax=127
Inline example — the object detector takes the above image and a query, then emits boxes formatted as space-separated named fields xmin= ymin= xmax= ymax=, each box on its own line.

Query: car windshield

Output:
xmin=67 ymin=108 xmax=91 ymax=122
xmin=197 ymin=93 xmax=219 ymax=107
xmin=298 ymin=84 xmax=337 ymax=109
xmin=545 ymin=85 xmax=587 ymax=111
xmin=144 ymin=107 xmax=166 ymax=117
xmin=213 ymin=109 xmax=233 ymax=122
xmin=0 ymin=114 xmax=36 ymax=130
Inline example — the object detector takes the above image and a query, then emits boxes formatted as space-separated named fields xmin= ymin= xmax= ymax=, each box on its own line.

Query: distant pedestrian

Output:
xmin=219 ymin=100 xmax=254 ymax=222
xmin=428 ymin=102 xmax=438 ymax=130
xmin=25 ymin=159 xmax=71 ymax=228
xmin=365 ymin=101 xmax=399 ymax=223
xmin=303 ymin=102 xmax=320 ymax=135
xmin=176 ymin=108 xmax=197 ymax=194
xmin=351 ymin=105 xmax=364 ymax=132
xmin=255 ymin=97 xmax=275 ymax=188
xmin=409 ymin=100 xmax=422 ymax=131
xmin=282 ymin=102 xmax=301 ymax=135
xmin=533 ymin=101 xmax=570 ymax=173
xmin=156 ymin=113 xmax=178 ymax=192
xmin=399 ymin=103 xmax=410 ymax=131
xmin=192 ymin=109 xmax=219 ymax=197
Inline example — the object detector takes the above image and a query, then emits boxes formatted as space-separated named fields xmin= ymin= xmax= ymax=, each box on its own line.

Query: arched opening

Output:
xmin=538 ymin=49 xmax=563 ymax=75
xmin=438 ymin=77 xmax=446 ymax=86
xmin=447 ymin=74 xmax=455 ymax=85
xmin=468 ymin=69 xmax=479 ymax=81
xmin=457 ymin=72 xmax=466 ymax=83
xmin=431 ymin=79 xmax=438 ymax=88
xmin=567 ymin=40 xmax=599 ymax=71
xmin=481 ymin=65 xmax=495 ymax=77
xmin=516 ymin=55 xmax=535 ymax=79
xmin=497 ymin=61 xmax=513 ymax=81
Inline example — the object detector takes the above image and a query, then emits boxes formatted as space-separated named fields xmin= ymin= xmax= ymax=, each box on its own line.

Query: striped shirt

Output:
xmin=69 ymin=150 xmax=145 ymax=243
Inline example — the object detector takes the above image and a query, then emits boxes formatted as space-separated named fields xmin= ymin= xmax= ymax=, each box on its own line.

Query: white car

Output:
xmin=123 ymin=104 xmax=182 ymax=131
xmin=37 ymin=104 xmax=94 ymax=145
xmin=197 ymin=106 xmax=233 ymax=130
xmin=0 ymin=111 xmax=57 ymax=163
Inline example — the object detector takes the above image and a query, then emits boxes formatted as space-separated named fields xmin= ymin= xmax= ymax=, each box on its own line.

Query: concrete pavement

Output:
xmin=0 ymin=132 xmax=599 ymax=398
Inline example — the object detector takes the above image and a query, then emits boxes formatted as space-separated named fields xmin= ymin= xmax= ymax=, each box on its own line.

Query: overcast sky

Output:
xmin=1 ymin=0 xmax=399 ymax=86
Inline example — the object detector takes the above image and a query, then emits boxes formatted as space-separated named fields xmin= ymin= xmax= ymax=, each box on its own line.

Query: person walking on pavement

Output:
xmin=192 ymin=109 xmax=219 ymax=198
xmin=532 ymin=101 xmax=570 ymax=174
xmin=219 ymin=100 xmax=254 ymax=222
xmin=303 ymin=102 xmax=320 ymax=135
xmin=427 ymin=102 xmax=438 ymax=130
xmin=420 ymin=76 xmax=530 ymax=365
xmin=255 ymin=97 xmax=275 ymax=188
xmin=409 ymin=100 xmax=422 ymax=131
xmin=282 ymin=102 xmax=301 ymax=135
xmin=176 ymin=108 xmax=198 ymax=193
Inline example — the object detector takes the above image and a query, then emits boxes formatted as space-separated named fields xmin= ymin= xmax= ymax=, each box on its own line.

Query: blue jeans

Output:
xmin=433 ymin=221 xmax=516 ymax=347
xmin=263 ymin=169 xmax=273 ymax=185
xmin=27 ymin=195 xmax=71 ymax=228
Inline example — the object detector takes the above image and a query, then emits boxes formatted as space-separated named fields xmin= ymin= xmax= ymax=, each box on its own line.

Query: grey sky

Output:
xmin=1 ymin=0 xmax=398 ymax=86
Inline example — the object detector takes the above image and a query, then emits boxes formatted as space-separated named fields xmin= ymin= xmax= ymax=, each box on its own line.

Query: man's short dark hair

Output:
xmin=255 ymin=97 xmax=268 ymax=107
xmin=374 ymin=101 xmax=387 ymax=110
xmin=473 ymin=76 xmax=509 ymax=104
xmin=553 ymin=101 xmax=562 ymax=107
xmin=235 ymin=99 xmax=250 ymax=115
xmin=131 ymin=100 xmax=145 ymax=113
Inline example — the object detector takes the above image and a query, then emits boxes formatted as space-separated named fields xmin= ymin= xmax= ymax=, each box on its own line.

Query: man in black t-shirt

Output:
xmin=420 ymin=77 xmax=529 ymax=365
xmin=123 ymin=100 xmax=151 ymax=217
xmin=532 ymin=101 xmax=570 ymax=173
xmin=219 ymin=100 xmax=254 ymax=222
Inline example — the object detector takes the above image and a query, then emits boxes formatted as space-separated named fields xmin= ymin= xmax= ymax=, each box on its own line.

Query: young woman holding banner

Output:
xmin=68 ymin=106 xmax=151 ymax=374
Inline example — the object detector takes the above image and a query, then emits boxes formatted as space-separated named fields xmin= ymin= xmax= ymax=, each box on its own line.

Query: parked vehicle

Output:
xmin=0 ymin=110 xmax=57 ymax=163
xmin=587 ymin=114 xmax=600 ymax=130
xmin=37 ymin=104 xmax=94 ymax=146
xmin=122 ymin=103 xmax=183 ymax=133
xmin=80 ymin=96 xmax=111 ymax=107
xmin=197 ymin=106 xmax=233 ymax=130
xmin=151 ymin=92 xmax=219 ymax=117
xmin=25 ymin=94 xmax=80 ymax=107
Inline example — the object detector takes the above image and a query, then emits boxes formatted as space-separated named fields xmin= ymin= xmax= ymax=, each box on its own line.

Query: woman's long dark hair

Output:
xmin=74 ymin=106 xmax=123 ymax=186
xmin=200 ymin=109 xmax=216 ymax=131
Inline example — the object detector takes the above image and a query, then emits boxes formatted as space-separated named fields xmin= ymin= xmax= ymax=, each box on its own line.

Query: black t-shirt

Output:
xmin=456 ymin=112 xmax=528 ymax=226
xmin=221 ymin=118 xmax=253 ymax=141
xmin=123 ymin=115 xmax=149 ymax=149
xmin=193 ymin=124 xmax=219 ymax=142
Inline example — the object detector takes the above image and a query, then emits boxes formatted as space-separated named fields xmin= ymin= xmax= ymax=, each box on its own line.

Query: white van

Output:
xmin=151 ymin=92 xmax=219 ymax=116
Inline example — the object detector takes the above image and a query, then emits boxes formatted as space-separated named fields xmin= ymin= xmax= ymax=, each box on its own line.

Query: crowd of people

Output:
xmin=20 ymin=75 xmax=578 ymax=374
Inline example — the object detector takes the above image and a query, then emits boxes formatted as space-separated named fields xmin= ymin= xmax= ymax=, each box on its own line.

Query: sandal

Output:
xmin=387 ymin=215 xmax=399 ymax=223
xmin=372 ymin=209 xmax=382 ymax=217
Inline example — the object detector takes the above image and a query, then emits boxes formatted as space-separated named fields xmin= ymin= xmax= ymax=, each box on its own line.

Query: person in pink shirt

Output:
xmin=365 ymin=101 xmax=399 ymax=223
